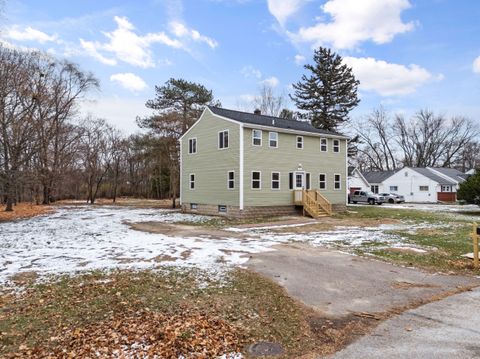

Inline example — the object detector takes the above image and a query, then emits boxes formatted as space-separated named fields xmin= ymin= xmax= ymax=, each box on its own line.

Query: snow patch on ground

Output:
xmin=0 ymin=205 xmax=444 ymax=287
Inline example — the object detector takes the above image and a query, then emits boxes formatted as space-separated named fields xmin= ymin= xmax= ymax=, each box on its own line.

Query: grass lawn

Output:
xmin=0 ymin=269 xmax=373 ymax=358
xmin=338 ymin=206 xmax=480 ymax=274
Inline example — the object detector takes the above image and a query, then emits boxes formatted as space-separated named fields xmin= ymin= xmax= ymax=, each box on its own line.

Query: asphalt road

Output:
xmin=247 ymin=244 xmax=479 ymax=317
xmin=331 ymin=287 xmax=480 ymax=359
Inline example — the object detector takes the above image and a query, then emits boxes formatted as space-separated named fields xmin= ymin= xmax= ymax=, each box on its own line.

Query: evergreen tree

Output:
xmin=291 ymin=47 xmax=360 ymax=132
xmin=458 ymin=170 xmax=480 ymax=204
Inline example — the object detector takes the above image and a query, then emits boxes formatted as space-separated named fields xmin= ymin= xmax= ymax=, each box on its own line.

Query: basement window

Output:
xmin=218 ymin=205 xmax=227 ymax=213
xmin=190 ymin=203 xmax=198 ymax=210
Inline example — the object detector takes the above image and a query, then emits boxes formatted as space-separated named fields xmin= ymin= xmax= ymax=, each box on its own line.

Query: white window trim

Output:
xmin=252 ymin=129 xmax=262 ymax=146
xmin=389 ymin=186 xmax=398 ymax=192
xmin=333 ymin=139 xmax=340 ymax=153
xmin=227 ymin=170 xmax=235 ymax=190
xmin=251 ymin=171 xmax=261 ymax=190
xmin=319 ymin=173 xmax=327 ymax=190
xmin=271 ymin=171 xmax=280 ymax=190
xmin=320 ymin=138 xmax=328 ymax=152
xmin=218 ymin=129 xmax=229 ymax=150
xmin=188 ymin=137 xmax=197 ymax=154
xmin=334 ymin=173 xmax=341 ymax=190
xmin=419 ymin=185 xmax=429 ymax=192
xmin=268 ymin=132 xmax=278 ymax=148
xmin=189 ymin=173 xmax=195 ymax=190
xmin=296 ymin=136 xmax=304 ymax=149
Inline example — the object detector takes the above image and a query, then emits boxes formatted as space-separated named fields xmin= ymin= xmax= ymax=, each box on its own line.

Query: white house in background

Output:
xmin=362 ymin=167 xmax=466 ymax=203
xmin=466 ymin=168 xmax=476 ymax=175
xmin=347 ymin=166 xmax=370 ymax=194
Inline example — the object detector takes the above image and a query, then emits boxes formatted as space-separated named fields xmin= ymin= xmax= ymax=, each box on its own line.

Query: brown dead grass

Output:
xmin=0 ymin=203 xmax=53 ymax=222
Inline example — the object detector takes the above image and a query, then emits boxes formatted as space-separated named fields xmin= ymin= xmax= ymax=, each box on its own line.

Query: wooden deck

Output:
xmin=293 ymin=189 xmax=333 ymax=218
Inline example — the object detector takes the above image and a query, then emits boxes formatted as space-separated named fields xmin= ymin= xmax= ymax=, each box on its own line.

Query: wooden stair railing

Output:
xmin=315 ymin=189 xmax=333 ymax=215
xmin=300 ymin=189 xmax=333 ymax=218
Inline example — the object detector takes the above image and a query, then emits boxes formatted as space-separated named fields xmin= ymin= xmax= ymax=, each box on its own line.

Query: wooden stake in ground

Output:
xmin=472 ymin=223 xmax=479 ymax=269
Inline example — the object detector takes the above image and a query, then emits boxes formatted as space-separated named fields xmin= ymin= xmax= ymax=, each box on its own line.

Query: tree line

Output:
xmin=1 ymin=43 xmax=478 ymax=212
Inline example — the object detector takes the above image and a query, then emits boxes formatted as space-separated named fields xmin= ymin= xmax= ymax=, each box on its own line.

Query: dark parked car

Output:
xmin=379 ymin=193 xmax=405 ymax=204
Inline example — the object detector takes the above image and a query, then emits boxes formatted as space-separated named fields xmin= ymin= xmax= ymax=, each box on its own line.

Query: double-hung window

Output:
xmin=269 ymin=132 xmax=278 ymax=148
xmin=252 ymin=129 xmax=262 ymax=146
xmin=218 ymin=130 xmax=229 ymax=149
xmin=296 ymin=136 xmax=303 ymax=149
xmin=320 ymin=138 xmax=327 ymax=152
xmin=228 ymin=171 xmax=235 ymax=189
xmin=319 ymin=174 xmax=326 ymax=190
xmin=419 ymin=185 xmax=429 ymax=192
xmin=189 ymin=174 xmax=195 ymax=190
xmin=188 ymin=138 xmax=197 ymax=154
xmin=333 ymin=139 xmax=340 ymax=153
xmin=271 ymin=172 xmax=280 ymax=190
xmin=252 ymin=171 xmax=261 ymax=189
xmin=334 ymin=174 xmax=341 ymax=190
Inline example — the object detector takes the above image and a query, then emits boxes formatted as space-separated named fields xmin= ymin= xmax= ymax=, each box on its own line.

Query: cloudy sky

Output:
xmin=1 ymin=0 xmax=479 ymax=134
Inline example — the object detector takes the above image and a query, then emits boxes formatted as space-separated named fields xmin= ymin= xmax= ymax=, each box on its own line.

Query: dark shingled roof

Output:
xmin=411 ymin=168 xmax=456 ymax=185
xmin=208 ymin=106 xmax=346 ymax=137
xmin=429 ymin=167 xmax=466 ymax=183
xmin=362 ymin=170 xmax=398 ymax=184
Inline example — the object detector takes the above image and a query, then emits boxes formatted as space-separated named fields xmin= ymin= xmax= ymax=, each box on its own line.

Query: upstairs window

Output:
xmin=319 ymin=174 xmax=326 ymax=189
xmin=296 ymin=136 xmax=303 ymax=149
xmin=189 ymin=174 xmax=195 ymax=190
xmin=334 ymin=174 xmax=341 ymax=190
xmin=333 ymin=139 xmax=340 ymax=153
xmin=269 ymin=132 xmax=278 ymax=148
xmin=218 ymin=130 xmax=229 ymax=149
xmin=188 ymin=138 xmax=197 ymax=154
xmin=252 ymin=171 xmax=261 ymax=189
xmin=320 ymin=138 xmax=327 ymax=152
xmin=252 ymin=129 xmax=262 ymax=146
xmin=228 ymin=171 xmax=235 ymax=189
xmin=271 ymin=172 xmax=280 ymax=190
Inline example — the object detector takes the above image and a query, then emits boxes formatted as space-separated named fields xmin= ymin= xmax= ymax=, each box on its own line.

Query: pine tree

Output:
xmin=458 ymin=170 xmax=480 ymax=204
xmin=291 ymin=47 xmax=360 ymax=132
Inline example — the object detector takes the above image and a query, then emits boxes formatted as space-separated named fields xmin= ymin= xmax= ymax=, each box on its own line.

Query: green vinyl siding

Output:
xmin=181 ymin=110 xmax=240 ymax=206
xmin=243 ymin=128 xmax=347 ymax=206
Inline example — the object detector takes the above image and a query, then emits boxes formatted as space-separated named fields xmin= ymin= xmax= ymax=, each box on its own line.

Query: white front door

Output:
xmin=294 ymin=171 xmax=305 ymax=189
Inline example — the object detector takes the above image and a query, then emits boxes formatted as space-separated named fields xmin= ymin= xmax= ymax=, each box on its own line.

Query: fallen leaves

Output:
xmin=6 ymin=309 xmax=242 ymax=358
xmin=0 ymin=203 xmax=52 ymax=222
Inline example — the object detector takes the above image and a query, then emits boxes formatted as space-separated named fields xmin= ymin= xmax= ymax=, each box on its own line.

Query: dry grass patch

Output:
xmin=2 ymin=269 xmax=369 ymax=358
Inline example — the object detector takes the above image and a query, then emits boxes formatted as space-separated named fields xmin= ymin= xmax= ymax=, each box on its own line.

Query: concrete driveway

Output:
xmin=331 ymin=287 xmax=480 ymax=359
xmin=247 ymin=244 xmax=479 ymax=317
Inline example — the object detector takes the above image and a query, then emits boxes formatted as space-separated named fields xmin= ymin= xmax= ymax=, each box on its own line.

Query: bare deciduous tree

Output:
xmin=356 ymin=107 xmax=398 ymax=171
xmin=253 ymin=85 xmax=286 ymax=117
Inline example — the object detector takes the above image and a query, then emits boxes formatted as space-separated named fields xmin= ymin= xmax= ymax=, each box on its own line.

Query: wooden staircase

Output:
xmin=295 ymin=189 xmax=333 ymax=218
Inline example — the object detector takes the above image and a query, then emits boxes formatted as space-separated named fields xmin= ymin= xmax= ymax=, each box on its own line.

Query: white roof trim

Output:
xmin=179 ymin=107 xmax=241 ymax=141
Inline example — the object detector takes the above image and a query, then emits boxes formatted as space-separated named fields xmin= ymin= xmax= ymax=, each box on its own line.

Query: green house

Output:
xmin=179 ymin=106 xmax=348 ymax=218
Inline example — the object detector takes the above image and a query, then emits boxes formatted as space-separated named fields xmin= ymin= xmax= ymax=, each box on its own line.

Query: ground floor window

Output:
xmin=319 ymin=174 xmax=326 ymax=189
xmin=271 ymin=172 xmax=280 ymax=190
xmin=389 ymin=186 xmax=398 ymax=192
xmin=189 ymin=174 xmax=195 ymax=190
xmin=252 ymin=171 xmax=261 ymax=189
xmin=306 ymin=173 xmax=311 ymax=190
xmin=371 ymin=185 xmax=379 ymax=193
xmin=419 ymin=185 xmax=429 ymax=192
xmin=334 ymin=174 xmax=341 ymax=190
xmin=228 ymin=171 xmax=235 ymax=189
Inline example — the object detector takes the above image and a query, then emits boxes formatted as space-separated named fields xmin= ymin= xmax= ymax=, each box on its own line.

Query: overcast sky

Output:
xmin=1 ymin=0 xmax=480 ymax=134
